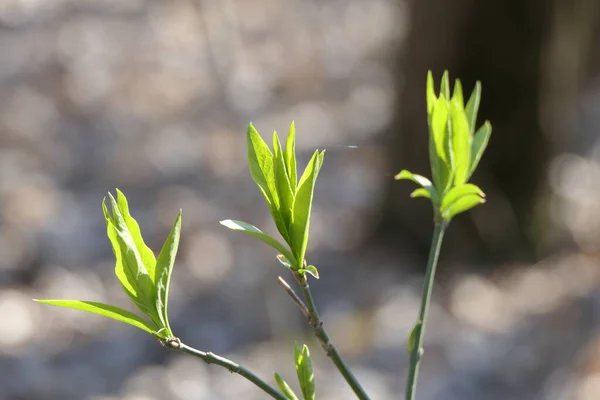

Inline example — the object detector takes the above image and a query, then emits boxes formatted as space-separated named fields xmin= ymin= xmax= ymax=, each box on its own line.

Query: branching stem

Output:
xmin=292 ymin=272 xmax=371 ymax=400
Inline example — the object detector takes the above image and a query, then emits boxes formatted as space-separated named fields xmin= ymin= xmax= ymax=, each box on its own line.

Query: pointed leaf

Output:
xmin=154 ymin=211 xmax=182 ymax=337
xmin=105 ymin=194 xmax=158 ymax=324
xmin=295 ymin=344 xmax=315 ymax=400
xmin=103 ymin=199 xmax=136 ymax=299
xmin=468 ymin=121 xmax=492 ymax=178
xmin=285 ymin=122 xmax=298 ymax=189
xmin=290 ymin=150 xmax=324 ymax=270
xmin=247 ymin=124 xmax=290 ymax=242
xmin=273 ymin=131 xmax=295 ymax=232
xmin=274 ymin=373 xmax=300 ymax=400
xmin=442 ymin=193 xmax=485 ymax=221
xmin=426 ymin=71 xmax=436 ymax=116
xmin=407 ymin=320 xmax=422 ymax=353
xmin=428 ymin=96 xmax=451 ymax=192
xmin=465 ymin=81 xmax=482 ymax=134
xmin=440 ymin=70 xmax=450 ymax=99
xmin=450 ymin=99 xmax=471 ymax=185
xmin=452 ymin=79 xmax=464 ymax=108
xmin=34 ymin=299 xmax=160 ymax=336
xmin=115 ymin=189 xmax=157 ymax=283
xmin=395 ymin=170 xmax=439 ymax=204
xmin=220 ymin=219 xmax=298 ymax=268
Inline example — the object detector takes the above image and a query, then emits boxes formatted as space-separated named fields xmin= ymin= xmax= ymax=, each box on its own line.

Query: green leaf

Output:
xmin=220 ymin=219 xmax=298 ymax=268
xmin=426 ymin=71 xmax=436 ymax=116
xmin=103 ymin=199 xmax=136 ymax=299
xmin=450 ymin=99 xmax=471 ymax=186
xmin=440 ymin=70 xmax=450 ymax=99
xmin=247 ymin=124 xmax=290 ymax=242
xmin=115 ymin=189 xmax=157 ymax=284
xmin=290 ymin=150 xmax=324 ymax=270
xmin=276 ymin=254 xmax=294 ymax=269
xmin=284 ymin=122 xmax=298 ymax=189
xmin=274 ymin=373 xmax=300 ymax=400
xmin=34 ymin=299 xmax=160 ymax=337
xmin=468 ymin=121 xmax=492 ymax=178
xmin=395 ymin=169 xmax=439 ymax=205
xmin=441 ymin=184 xmax=484 ymax=212
xmin=428 ymin=96 xmax=451 ymax=192
xmin=154 ymin=210 xmax=182 ymax=338
xmin=410 ymin=188 xmax=432 ymax=199
xmin=442 ymin=193 xmax=485 ymax=221
xmin=273 ymin=131 xmax=295 ymax=232
xmin=407 ymin=320 xmax=422 ymax=353
xmin=452 ymin=79 xmax=464 ymax=108
xmin=104 ymin=194 xmax=158 ymax=325
xmin=295 ymin=344 xmax=315 ymax=400
xmin=298 ymin=265 xmax=319 ymax=279
xmin=465 ymin=81 xmax=482 ymax=134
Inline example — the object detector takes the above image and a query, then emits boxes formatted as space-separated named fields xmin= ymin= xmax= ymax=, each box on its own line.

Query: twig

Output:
xmin=292 ymin=272 xmax=371 ymax=400
xmin=277 ymin=276 xmax=310 ymax=320
xmin=166 ymin=338 xmax=287 ymax=400
xmin=405 ymin=220 xmax=448 ymax=400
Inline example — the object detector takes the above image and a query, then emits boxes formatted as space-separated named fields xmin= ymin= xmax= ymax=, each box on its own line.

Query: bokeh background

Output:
xmin=2 ymin=0 xmax=600 ymax=399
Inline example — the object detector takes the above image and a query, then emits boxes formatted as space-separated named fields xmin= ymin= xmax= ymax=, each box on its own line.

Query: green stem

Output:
xmin=294 ymin=272 xmax=371 ymax=400
xmin=405 ymin=220 xmax=448 ymax=400
xmin=176 ymin=341 xmax=287 ymax=400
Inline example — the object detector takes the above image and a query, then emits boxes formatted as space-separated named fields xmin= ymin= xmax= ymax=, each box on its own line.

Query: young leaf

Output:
xmin=106 ymin=194 xmax=157 ymax=323
xmin=395 ymin=169 xmax=439 ymax=204
xmin=428 ymin=96 xmax=451 ymax=192
xmin=276 ymin=254 xmax=293 ymax=269
xmin=410 ymin=188 xmax=432 ymax=200
xmin=290 ymin=150 xmax=324 ymax=271
xmin=452 ymin=79 xmax=464 ymax=108
xmin=247 ymin=124 xmax=291 ymax=242
xmin=298 ymin=265 xmax=319 ymax=279
xmin=247 ymin=123 xmax=278 ymax=207
xmin=440 ymin=70 xmax=450 ymax=99
xmin=220 ymin=219 xmax=298 ymax=268
xmin=426 ymin=71 xmax=437 ymax=116
xmin=273 ymin=132 xmax=295 ymax=232
xmin=33 ymin=299 xmax=160 ymax=336
xmin=154 ymin=211 xmax=182 ymax=337
xmin=284 ymin=122 xmax=298 ymax=189
xmin=103 ymin=199 xmax=137 ymax=300
xmin=295 ymin=344 xmax=316 ymax=400
xmin=406 ymin=320 xmax=422 ymax=353
xmin=115 ymin=189 xmax=157 ymax=283
xmin=274 ymin=373 xmax=300 ymax=400
xmin=468 ymin=121 xmax=492 ymax=178
xmin=465 ymin=81 xmax=482 ymax=134
xmin=441 ymin=184 xmax=484 ymax=212
xmin=450 ymin=99 xmax=471 ymax=186
xmin=442 ymin=193 xmax=485 ymax=221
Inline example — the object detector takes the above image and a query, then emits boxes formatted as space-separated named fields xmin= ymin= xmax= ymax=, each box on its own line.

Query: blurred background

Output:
xmin=1 ymin=0 xmax=600 ymax=399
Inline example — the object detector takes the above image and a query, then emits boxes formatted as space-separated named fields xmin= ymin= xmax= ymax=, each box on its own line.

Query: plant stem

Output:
xmin=294 ymin=272 xmax=371 ymax=400
xmin=176 ymin=341 xmax=287 ymax=400
xmin=405 ymin=220 xmax=448 ymax=400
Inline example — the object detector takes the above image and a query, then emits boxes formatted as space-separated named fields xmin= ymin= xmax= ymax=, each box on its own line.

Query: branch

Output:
xmin=292 ymin=272 xmax=371 ymax=400
xmin=165 ymin=338 xmax=287 ymax=400
xmin=405 ymin=221 xmax=448 ymax=400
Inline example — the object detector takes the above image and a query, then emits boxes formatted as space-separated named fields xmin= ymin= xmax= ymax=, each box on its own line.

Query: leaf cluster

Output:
xmin=396 ymin=70 xmax=492 ymax=221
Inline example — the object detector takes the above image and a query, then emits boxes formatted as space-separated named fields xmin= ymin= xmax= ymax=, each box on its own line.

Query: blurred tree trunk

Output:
xmin=374 ymin=0 xmax=600 ymax=269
